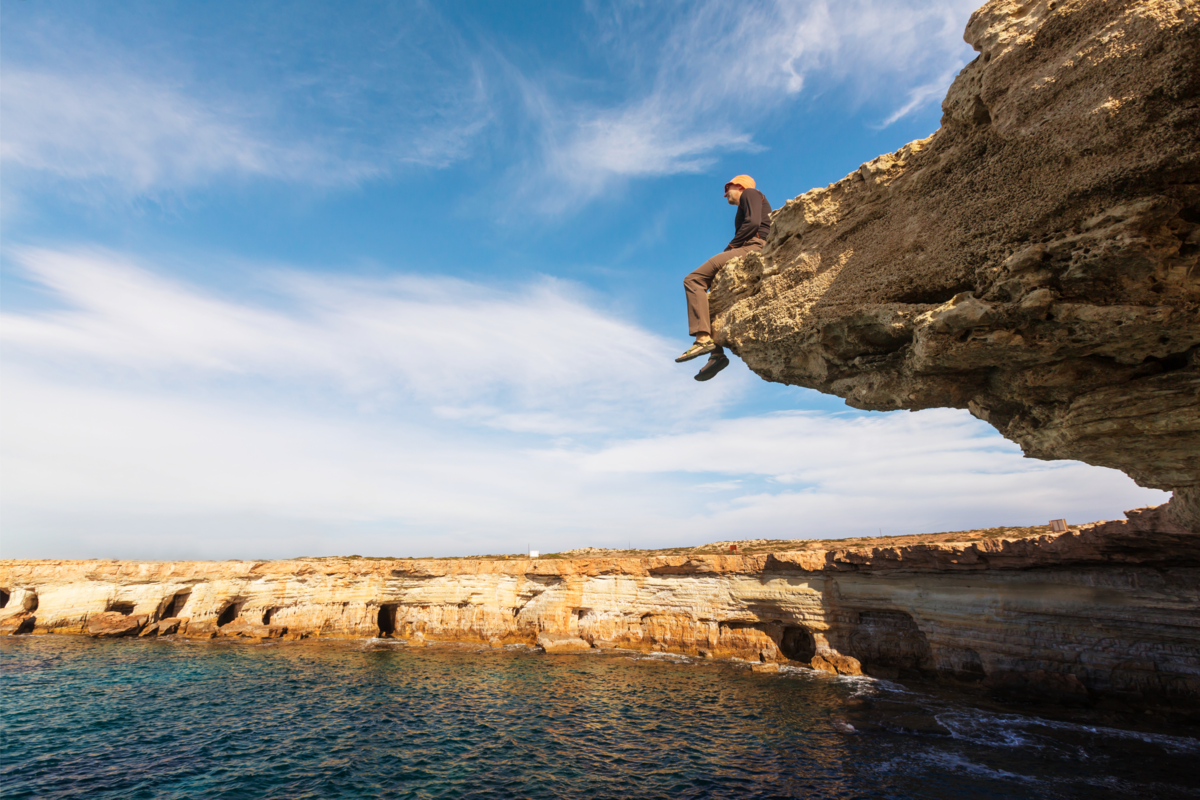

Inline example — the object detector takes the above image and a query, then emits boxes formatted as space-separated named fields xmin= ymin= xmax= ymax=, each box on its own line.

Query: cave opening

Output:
xmin=161 ymin=591 xmax=190 ymax=619
xmin=377 ymin=604 xmax=398 ymax=637
xmin=262 ymin=608 xmax=278 ymax=625
xmin=1142 ymin=350 xmax=1191 ymax=373
xmin=0 ymin=590 xmax=8 ymax=609
xmin=107 ymin=601 xmax=136 ymax=616
xmin=216 ymin=602 xmax=242 ymax=627
xmin=847 ymin=610 xmax=935 ymax=678
xmin=779 ymin=626 xmax=816 ymax=662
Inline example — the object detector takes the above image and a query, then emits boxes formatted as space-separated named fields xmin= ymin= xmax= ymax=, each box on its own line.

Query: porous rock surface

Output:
xmin=709 ymin=0 xmax=1200 ymax=528
xmin=2 ymin=507 xmax=1197 ymax=708
xmin=86 ymin=611 xmax=149 ymax=638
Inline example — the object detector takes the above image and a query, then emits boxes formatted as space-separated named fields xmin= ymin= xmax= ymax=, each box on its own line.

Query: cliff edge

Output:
xmin=3 ymin=507 xmax=1197 ymax=709
xmin=710 ymin=0 xmax=1200 ymax=528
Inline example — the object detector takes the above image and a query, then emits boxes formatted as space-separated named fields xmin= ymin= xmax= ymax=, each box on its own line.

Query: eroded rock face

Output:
xmin=0 ymin=612 xmax=35 ymax=636
xmin=218 ymin=617 xmax=288 ymax=640
xmin=86 ymin=611 xmax=148 ymax=638
xmin=2 ymin=508 xmax=1197 ymax=708
xmin=138 ymin=619 xmax=185 ymax=638
xmin=537 ymin=634 xmax=593 ymax=653
xmin=709 ymin=0 xmax=1200 ymax=527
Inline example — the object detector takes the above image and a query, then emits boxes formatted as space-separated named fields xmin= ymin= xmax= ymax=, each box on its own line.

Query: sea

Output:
xmin=2 ymin=636 xmax=1198 ymax=799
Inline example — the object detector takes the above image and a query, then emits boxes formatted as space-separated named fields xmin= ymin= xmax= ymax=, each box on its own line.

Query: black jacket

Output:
xmin=727 ymin=187 xmax=772 ymax=250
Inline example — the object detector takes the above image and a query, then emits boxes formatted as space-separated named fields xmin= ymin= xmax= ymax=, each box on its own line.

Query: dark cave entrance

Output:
xmin=262 ymin=608 xmax=278 ymax=625
xmin=107 ymin=601 xmax=136 ymax=616
xmin=779 ymin=625 xmax=816 ymax=662
xmin=377 ymin=604 xmax=398 ymax=637
xmin=216 ymin=602 xmax=242 ymax=627
xmin=161 ymin=591 xmax=190 ymax=619
xmin=0 ymin=590 xmax=9 ymax=609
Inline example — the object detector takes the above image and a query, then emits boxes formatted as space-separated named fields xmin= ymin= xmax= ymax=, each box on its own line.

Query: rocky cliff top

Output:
xmin=709 ymin=0 xmax=1200 ymax=529
xmin=3 ymin=505 xmax=1193 ymax=583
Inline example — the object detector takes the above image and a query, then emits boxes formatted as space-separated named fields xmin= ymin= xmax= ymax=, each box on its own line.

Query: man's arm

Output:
xmin=727 ymin=188 xmax=766 ymax=250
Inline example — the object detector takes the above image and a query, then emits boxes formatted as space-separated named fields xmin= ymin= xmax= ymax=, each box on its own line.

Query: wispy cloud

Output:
xmin=1 ymin=247 xmax=741 ymax=433
xmin=576 ymin=410 xmax=1014 ymax=478
xmin=875 ymin=67 xmax=963 ymax=129
xmin=0 ymin=4 xmax=494 ymax=199
xmin=0 ymin=69 xmax=349 ymax=197
xmin=521 ymin=0 xmax=981 ymax=204
xmin=2 ymin=0 xmax=977 ymax=208
xmin=561 ymin=409 xmax=1168 ymax=539
xmin=1 ymin=367 xmax=1165 ymax=559
xmin=0 ymin=247 xmax=1167 ymax=559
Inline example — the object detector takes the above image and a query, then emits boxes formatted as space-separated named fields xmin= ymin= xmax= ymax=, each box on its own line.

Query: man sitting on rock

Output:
xmin=676 ymin=174 xmax=772 ymax=381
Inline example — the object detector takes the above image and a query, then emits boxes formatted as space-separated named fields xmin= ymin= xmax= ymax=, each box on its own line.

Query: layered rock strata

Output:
xmin=709 ymin=0 xmax=1200 ymax=527
xmin=3 ymin=506 xmax=1197 ymax=708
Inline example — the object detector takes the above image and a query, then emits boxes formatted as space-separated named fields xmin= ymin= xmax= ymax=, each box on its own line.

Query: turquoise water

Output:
xmin=2 ymin=637 xmax=1198 ymax=799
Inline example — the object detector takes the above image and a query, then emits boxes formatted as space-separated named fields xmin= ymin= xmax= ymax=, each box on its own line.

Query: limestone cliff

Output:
xmin=3 ymin=507 xmax=1197 ymax=709
xmin=709 ymin=0 xmax=1200 ymax=528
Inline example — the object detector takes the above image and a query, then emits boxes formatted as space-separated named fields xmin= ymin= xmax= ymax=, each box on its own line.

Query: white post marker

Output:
xmin=529 ymin=550 xmax=539 ymax=559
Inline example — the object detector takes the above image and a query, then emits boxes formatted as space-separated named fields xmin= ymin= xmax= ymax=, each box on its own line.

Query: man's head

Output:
xmin=724 ymin=174 xmax=755 ymax=205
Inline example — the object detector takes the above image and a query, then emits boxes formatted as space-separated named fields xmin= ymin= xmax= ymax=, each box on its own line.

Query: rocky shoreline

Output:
xmin=4 ymin=504 xmax=1196 ymax=711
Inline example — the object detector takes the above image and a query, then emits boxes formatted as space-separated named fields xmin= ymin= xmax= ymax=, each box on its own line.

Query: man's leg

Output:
xmin=679 ymin=243 xmax=762 ymax=370
xmin=684 ymin=249 xmax=746 ymax=338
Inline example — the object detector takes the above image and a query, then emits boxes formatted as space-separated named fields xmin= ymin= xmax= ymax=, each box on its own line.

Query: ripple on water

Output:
xmin=1 ymin=636 xmax=1197 ymax=800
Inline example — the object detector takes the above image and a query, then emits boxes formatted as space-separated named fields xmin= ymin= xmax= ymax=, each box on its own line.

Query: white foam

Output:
xmin=908 ymin=749 xmax=1048 ymax=785
xmin=1020 ymin=716 xmax=1200 ymax=754
xmin=934 ymin=712 xmax=1042 ymax=748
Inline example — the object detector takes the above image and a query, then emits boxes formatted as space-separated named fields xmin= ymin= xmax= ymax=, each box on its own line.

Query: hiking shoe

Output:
xmin=675 ymin=340 xmax=717 ymax=363
xmin=694 ymin=353 xmax=730 ymax=381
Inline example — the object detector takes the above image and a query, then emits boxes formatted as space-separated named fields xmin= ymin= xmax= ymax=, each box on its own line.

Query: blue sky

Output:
xmin=0 ymin=0 xmax=1166 ymax=559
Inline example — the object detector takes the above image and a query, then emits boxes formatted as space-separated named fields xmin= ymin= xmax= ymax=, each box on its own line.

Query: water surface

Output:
xmin=2 ymin=637 xmax=1197 ymax=799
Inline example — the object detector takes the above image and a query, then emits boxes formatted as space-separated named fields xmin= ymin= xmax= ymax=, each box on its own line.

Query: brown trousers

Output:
xmin=684 ymin=241 xmax=764 ymax=337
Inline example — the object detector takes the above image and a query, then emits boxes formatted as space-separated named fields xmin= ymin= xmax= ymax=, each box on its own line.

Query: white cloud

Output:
xmin=0 ymin=366 xmax=1165 ymax=559
xmin=0 ymin=248 xmax=1166 ymax=559
xmin=0 ymin=365 xmax=611 ymax=558
xmin=526 ymin=0 xmax=981 ymax=203
xmin=0 ymin=70 xmax=332 ymax=194
xmin=2 ymin=0 xmax=977 ymax=207
xmin=564 ymin=410 xmax=1168 ymax=540
xmin=875 ymin=67 xmax=963 ymax=128
xmin=0 ymin=5 xmax=494 ymax=199
xmin=693 ymin=480 xmax=744 ymax=492
xmin=550 ymin=110 xmax=756 ymax=185
xmin=575 ymin=410 xmax=1009 ymax=478
xmin=0 ymin=247 xmax=741 ymax=433
xmin=0 ymin=65 xmax=493 ymax=197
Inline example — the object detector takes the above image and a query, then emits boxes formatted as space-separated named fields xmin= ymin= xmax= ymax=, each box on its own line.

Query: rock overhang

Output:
xmin=709 ymin=0 xmax=1200 ymax=528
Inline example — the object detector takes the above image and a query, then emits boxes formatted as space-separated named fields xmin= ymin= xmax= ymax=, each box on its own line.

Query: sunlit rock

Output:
xmin=86 ymin=611 xmax=147 ymax=638
xmin=2 ymin=506 xmax=1196 ymax=708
